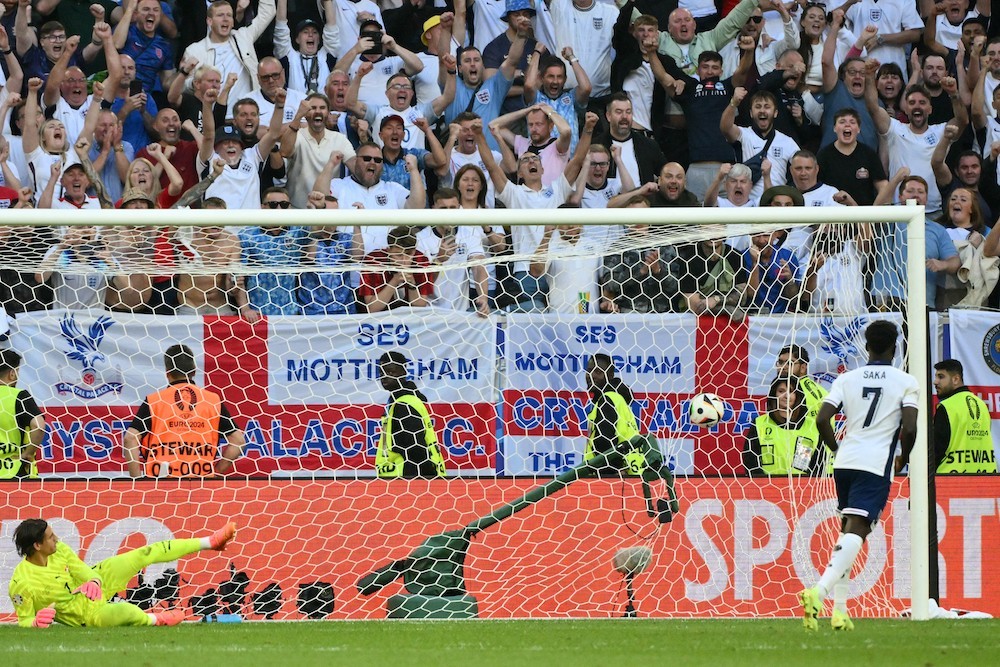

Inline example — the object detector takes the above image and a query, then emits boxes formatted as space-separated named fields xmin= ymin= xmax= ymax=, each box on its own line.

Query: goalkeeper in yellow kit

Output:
xmin=8 ymin=518 xmax=236 ymax=628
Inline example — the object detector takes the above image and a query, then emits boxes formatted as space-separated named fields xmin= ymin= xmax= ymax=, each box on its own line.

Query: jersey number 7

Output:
xmin=862 ymin=386 xmax=883 ymax=428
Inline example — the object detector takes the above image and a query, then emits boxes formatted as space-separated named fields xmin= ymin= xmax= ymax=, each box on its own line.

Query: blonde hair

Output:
xmin=125 ymin=157 xmax=162 ymax=199
xmin=39 ymin=119 xmax=68 ymax=153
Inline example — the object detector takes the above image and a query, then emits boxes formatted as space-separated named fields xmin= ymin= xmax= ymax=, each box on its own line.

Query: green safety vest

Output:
xmin=753 ymin=412 xmax=820 ymax=476
xmin=937 ymin=391 xmax=997 ymax=474
xmin=798 ymin=376 xmax=836 ymax=473
xmin=0 ymin=386 xmax=37 ymax=479
xmin=375 ymin=394 xmax=446 ymax=479
xmin=585 ymin=391 xmax=645 ymax=475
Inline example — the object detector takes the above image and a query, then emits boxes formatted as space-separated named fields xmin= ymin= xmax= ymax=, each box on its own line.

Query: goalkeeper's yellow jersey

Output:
xmin=8 ymin=542 xmax=103 ymax=627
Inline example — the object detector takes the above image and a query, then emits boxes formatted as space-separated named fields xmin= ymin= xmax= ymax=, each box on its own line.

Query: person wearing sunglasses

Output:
xmin=718 ymin=2 xmax=798 ymax=80
xmin=334 ymin=21 xmax=425 ymax=110
xmin=327 ymin=141 xmax=426 ymax=256
xmin=246 ymin=57 xmax=307 ymax=127
xmin=237 ymin=187 xmax=309 ymax=316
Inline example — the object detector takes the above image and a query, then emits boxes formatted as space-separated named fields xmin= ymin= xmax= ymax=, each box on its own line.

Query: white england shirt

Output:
xmin=823 ymin=362 xmax=919 ymax=478
xmin=246 ymin=88 xmax=307 ymax=127
xmin=885 ymin=119 xmax=945 ymax=214
xmin=416 ymin=225 xmax=486 ymax=311
xmin=738 ymin=126 xmax=799 ymax=200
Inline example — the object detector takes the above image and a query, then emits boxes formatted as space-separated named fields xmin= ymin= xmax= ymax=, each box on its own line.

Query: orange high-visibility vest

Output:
xmin=143 ymin=383 xmax=222 ymax=478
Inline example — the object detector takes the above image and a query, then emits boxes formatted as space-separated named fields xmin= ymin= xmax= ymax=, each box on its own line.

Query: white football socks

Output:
xmin=816 ymin=533 xmax=864 ymax=600
xmin=832 ymin=571 xmax=849 ymax=613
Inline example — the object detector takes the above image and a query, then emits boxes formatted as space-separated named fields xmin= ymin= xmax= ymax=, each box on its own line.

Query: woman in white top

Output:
xmin=22 ymin=77 xmax=69 ymax=200
xmin=938 ymin=187 xmax=992 ymax=308
xmin=456 ymin=163 xmax=507 ymax=251
xmin=455 ymin=163 xmax=507 ymax=302
xmin=798 ymin=5 xmax=827 ymax=92
xmin=803 ymin=222 xmax=873 ymax=314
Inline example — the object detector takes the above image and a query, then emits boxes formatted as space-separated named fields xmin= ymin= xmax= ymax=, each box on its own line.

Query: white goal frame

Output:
xmin=2 ymin=202 xmax=930 ymax=620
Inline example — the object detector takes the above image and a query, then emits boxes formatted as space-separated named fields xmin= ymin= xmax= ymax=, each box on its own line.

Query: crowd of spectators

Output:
xmin=1 ymin=0 xmax=1000 ymax=319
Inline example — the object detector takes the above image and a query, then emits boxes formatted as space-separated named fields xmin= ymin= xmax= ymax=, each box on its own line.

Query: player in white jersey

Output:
xmin=800 ymin=320 xmax=918 ymax=632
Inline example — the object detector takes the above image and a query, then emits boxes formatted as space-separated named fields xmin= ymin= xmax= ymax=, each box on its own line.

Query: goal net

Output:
xmin=0 ymin=205 xmax=929 ymax=621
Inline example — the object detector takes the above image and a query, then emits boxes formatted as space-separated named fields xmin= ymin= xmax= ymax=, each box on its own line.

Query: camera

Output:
xmin=362 ymin=31 xmax=383 ymax=55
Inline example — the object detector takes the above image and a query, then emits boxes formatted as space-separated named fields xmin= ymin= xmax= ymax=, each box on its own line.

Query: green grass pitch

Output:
xmin=3 ymin=619 xmax=1000 ymax=666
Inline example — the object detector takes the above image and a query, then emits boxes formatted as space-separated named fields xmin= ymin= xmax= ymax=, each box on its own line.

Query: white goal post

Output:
xmin=0 ymin=202 xmax=930 ymax=620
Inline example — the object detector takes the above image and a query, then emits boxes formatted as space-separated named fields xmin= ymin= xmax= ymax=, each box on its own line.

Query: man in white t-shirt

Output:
xmin=790 ymin=150 xmax=852 ymax=208
xmin=335 ymin=22 xmax=425 ymax=110
xmin=926 ymin=0 xmax=987 ymax=52
xmin=548 ymin=0 xmax=616 ymax=97
xmin=570 ymin=144 xmax=632 ymax=248
xmin=787 ymin=149 xmax=855 ymax=271
xmin=41 ymin=162 xmax=101 ymax=211
xmin=43 ymin=25 xmax=117 ymax=148
xmin=841 ymin=0 xmax=923 ymax=75
xmin=246 ymin=57 xmax=307 ymax=126
xmin=802 ymin=320 xmax=918 ymax=632
xmin=199 ymin=89 xmax=287 ymax=210
xmin=530 ymin=222 xmax=601 ymax=314
xmin=475 ymin=113 xmax=592 ymax=310
xmin=417 ymin=188 xmax=490 ymax=316
xmin=334 ymin=0 xmax=384 ymax=59
xmin=42 ymin=67 xmax=91 ymax=150
xmin=865 ymin=64 xmax=967 ymax=216
xmin=457 ymin=0 xmax=511 ymax=52
xmin=721 ymin=87 xmax=799 ymax=200
xmin=345 ymin=56 xmax=457 ymax=150
xmin=36 ymin=225 xmax=115 ymax=310
xmin=329 ymin=141 xmax=426 ymax=254
xmin=575 ymin=144 xmax=634 ymax=209
xmin=274 ymin=1 xmax=340 ymax=95
xmin=703 ymin=162 xmax=758 ymax=211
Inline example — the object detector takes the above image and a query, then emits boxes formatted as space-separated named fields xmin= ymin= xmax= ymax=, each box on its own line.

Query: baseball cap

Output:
xmin=121 ymin=187 xmax=155 ymax=207
xmin=214 ymin=125 xmax=243 ymax=145
xmin=502 ymin=0 xmax=536 ymax=20
xmin=421 ymin=15 xmax=442 ymax=46
xmin=379 ymin=114 xmax=405 ymax=130
xmin=295 ymin=18 xmax=321 ymax=36
xmin=0 ymin=185 xmax=19 ymax=208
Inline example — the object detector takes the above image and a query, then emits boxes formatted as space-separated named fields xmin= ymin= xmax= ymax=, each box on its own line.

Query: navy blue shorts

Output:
xmin=834 ymin=468 xmax=891 ymax=523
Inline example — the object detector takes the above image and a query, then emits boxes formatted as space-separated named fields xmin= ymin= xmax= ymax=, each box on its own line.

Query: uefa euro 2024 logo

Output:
xmin=55 ymin=314 xmax=124 ymax=399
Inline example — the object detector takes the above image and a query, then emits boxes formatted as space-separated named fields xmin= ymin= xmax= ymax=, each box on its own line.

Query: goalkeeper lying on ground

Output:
xmin=8 ymin=518 xmax=236 ymax=628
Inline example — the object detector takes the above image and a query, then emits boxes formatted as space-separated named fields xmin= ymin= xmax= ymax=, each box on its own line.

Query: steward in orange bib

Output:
xmin=123 ymin=344 xmax=245 ymax=478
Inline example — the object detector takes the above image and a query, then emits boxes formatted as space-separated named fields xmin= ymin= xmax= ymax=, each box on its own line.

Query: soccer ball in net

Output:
xmin=688 ymin=393 xmax=727 ymax=428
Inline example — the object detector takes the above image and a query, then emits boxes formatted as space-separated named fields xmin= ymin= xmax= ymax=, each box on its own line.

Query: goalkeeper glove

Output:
xmin=32 ymin=606 xmax=56 ymax=628
xmin=74 ymin=579 xmax=102 ymax=601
